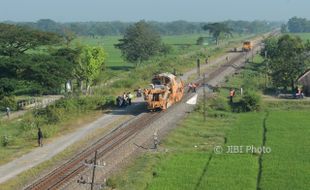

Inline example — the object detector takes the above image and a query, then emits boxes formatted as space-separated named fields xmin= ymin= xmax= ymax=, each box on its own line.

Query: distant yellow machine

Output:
xmin=242 ymin=41 xmax=252 ymax=52
xmin=144 ymin=73 xmax=184 ymax=110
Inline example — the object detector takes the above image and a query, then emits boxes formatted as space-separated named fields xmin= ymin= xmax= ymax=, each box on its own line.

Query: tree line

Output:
xmin=287 ymin=17 xmax=310 ymax=33
xmin=4 ymin=19 xmax=280 ymax=36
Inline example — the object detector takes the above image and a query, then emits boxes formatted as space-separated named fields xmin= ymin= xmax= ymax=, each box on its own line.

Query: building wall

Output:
xmin=299 ymin=73 xmax=310 ymax=96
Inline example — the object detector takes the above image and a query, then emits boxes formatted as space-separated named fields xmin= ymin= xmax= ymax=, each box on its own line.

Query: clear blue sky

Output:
xmin=0 ymin=0 xmax=309 ymax=22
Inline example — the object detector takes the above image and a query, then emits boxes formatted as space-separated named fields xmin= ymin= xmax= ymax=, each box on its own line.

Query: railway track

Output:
xmin=24 ymin=112 xmax=163 ymax=190
xmin=24 ymin=31 xmax=277 ymax=190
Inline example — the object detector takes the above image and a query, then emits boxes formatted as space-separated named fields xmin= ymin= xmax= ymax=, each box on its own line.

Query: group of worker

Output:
xmin=188 ymin=83 xmax=198 ymax=93
xmin=295 ymin=87 xmax=304 ymax=99
xmin=116 ymin=92 xmax=134 ymax=107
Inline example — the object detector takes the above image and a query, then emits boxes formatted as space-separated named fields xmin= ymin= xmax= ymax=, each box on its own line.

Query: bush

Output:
xmin=106 ymin=178 xmax=117 ymax=189
xmin=208 ymin=95 xmax=231 ymax=112
xmin=0 ymin=96 xmax=17 ymax=111
xmin=34 ymin=96 xmax=115 ymax=125
xmin=1 ymin=135 xmax=9 ymax=147
xmin=239 ymin=91 xmax=261 ymax=112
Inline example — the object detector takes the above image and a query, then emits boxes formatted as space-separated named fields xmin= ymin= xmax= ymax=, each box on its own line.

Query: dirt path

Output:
xmin=0 ymin=99 xmax=146 ymax=184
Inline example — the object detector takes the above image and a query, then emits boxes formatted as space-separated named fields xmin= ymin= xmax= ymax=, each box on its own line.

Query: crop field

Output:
xmin=111 ymin=108 xmax=310 ymax=190
xmin=76 ymin=34 xmax=209 ymax=69
xmin=260 ymin=111 xmax=310 ymax=190
xmin=76 ymin=33 xmax=250 ymax=70
xmin=292 ymin=32 xmax=310 ymax=41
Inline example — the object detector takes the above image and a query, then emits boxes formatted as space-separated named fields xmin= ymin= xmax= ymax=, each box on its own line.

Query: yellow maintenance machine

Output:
xmin=242 ymin=41 xmax=252 ymax=52
xmin=144 ymin=73 xmax=184 ymax=111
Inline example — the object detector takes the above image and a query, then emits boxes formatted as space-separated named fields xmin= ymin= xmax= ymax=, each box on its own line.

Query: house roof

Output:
xmin=298 ymin=69 xmax=310 ymax=82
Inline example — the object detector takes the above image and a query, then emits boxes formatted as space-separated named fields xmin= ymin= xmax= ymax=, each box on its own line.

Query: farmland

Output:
xmin=292 ymin=32 xmax=310 ymax=41
xmin=76 ymin=33 xmax=253 ymax=70
xmin=108 ymin=55 xmax=310 ymax=190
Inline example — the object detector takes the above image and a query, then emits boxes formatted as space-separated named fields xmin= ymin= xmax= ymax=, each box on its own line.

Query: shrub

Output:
xmin=106 ymin=178 xmax=117 ymax=189
xmin=239 ymin=91 xmax=261 ymax=112
xmin=1 ymin=135 xmax=9 ymax=147
xmin=33 ymin=96 xmax=115 ymax=125
xmin=0 ymin=96 xmax=17 ymax=111
xmin=208 ymin=95 xmax=231 ymax=112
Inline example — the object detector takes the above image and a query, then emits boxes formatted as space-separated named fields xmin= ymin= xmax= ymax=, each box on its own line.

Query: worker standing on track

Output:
xmin=122 ymin=92 xmax=128 ymax=106
xmin=127 ymin=92 xmax=133 ymax=105
xmin=38 ymin=128 xmax=43 ymax=147
xmin=116 ymin=95 xmax=123 ymax=107
xmin=187 ymin=83 xmax=193 ymax=93
xmin=6 ymin=107 xmax=10 ymax=118
xmin=192 ymin=83 xmax=197 ymax=93
xmin=229 ymin=88 xmax=235 ymax=103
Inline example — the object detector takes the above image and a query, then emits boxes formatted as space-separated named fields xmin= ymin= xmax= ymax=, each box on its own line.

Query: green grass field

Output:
xmin=292 ymin=33 xmax=310 ymax=41
xmin=110 ymin=108 xmax=310 ymax=190
xmin=75 ymin=33 xmax=251 ymax=70
xmin=260 ymin=111 xmax=310 ymax=190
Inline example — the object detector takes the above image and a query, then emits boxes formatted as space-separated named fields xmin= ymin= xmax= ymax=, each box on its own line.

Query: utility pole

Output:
xmin=197 ymin=58 xmax=200 ymax=77
xmin=203 ymin=73 xmax=207 ymax=121
xmin=90 ymin=151 xmax=97 ymax=190
xmin=264 ymin=51 xmax=268 ymax=88
xmin=77 ymin=150 xmax=106 ymax=189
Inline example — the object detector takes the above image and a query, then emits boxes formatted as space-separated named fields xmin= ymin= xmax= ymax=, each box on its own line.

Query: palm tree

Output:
xmin=203 ymin=23 xmax=233 ymax=45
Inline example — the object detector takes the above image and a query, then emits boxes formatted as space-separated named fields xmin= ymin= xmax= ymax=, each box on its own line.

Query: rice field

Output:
xmin=110 ymin=108 xmax=310 ymax=190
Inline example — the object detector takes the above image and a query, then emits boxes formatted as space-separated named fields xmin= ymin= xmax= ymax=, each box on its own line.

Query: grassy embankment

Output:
xmin=107 ymin=54 xmax=310 ymax=190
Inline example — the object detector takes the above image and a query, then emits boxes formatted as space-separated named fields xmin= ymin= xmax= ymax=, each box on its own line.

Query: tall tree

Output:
xmin=115 ymin=20 xmax=162 ymax=66
xmin=264 ymin=35 xmax=306 ymax=90
xmin=202 ymin=23 xmax=233 ymax=45
xmin=0 ymin=23 xmax=61 ymax=57
xmin=77 ymin=46 xmax=106 ymax=93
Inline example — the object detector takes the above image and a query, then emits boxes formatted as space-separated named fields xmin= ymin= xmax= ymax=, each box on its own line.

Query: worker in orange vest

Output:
xmin=229 ymin=88 xmax=235 ymax=103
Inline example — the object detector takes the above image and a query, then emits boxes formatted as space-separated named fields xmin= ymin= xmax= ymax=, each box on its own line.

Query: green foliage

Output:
xmin=202 ymin=23 xmax=233 ymax=45
xmin=0 ymin=78 xmax=18 ymax=98
xmin=115 ymin=20 xmax=162 ymax=65
xmin=106 ymin=178 xmax=117 ymax=189
xmin=196 ymin=37 xmax=205 ymax=45
xmin=1 ymin=135 xmax=9 ymax=147
xmin=0 ymin=24 xmax=76 ymax=96
xmin=0 ymin=23 xmax=61 ymax=57
xmin=288 ymin=17 xmax=310 ymax=33
xmin=239 ymin=91 xmax=261 ymax=112
xmin=34 ymin=96 xmax=114 ymax=124
xmin=0 ymin=96 xmax=17 ymax=111
xmin=262 ymin=34 xmax=307 ymax=89
xmin=281 ymin=24 xmax=288 ymax=33
xmin=79 ymin=46 xmax=106 ymax=87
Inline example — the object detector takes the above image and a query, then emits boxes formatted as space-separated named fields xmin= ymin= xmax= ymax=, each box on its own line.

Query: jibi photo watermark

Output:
xmin=213 ymin=145 xmax=271 ymax=154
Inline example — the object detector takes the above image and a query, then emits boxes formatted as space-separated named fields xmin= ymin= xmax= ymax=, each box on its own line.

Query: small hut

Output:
xmin=297 ymin=69 xmax=310 ymax=96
